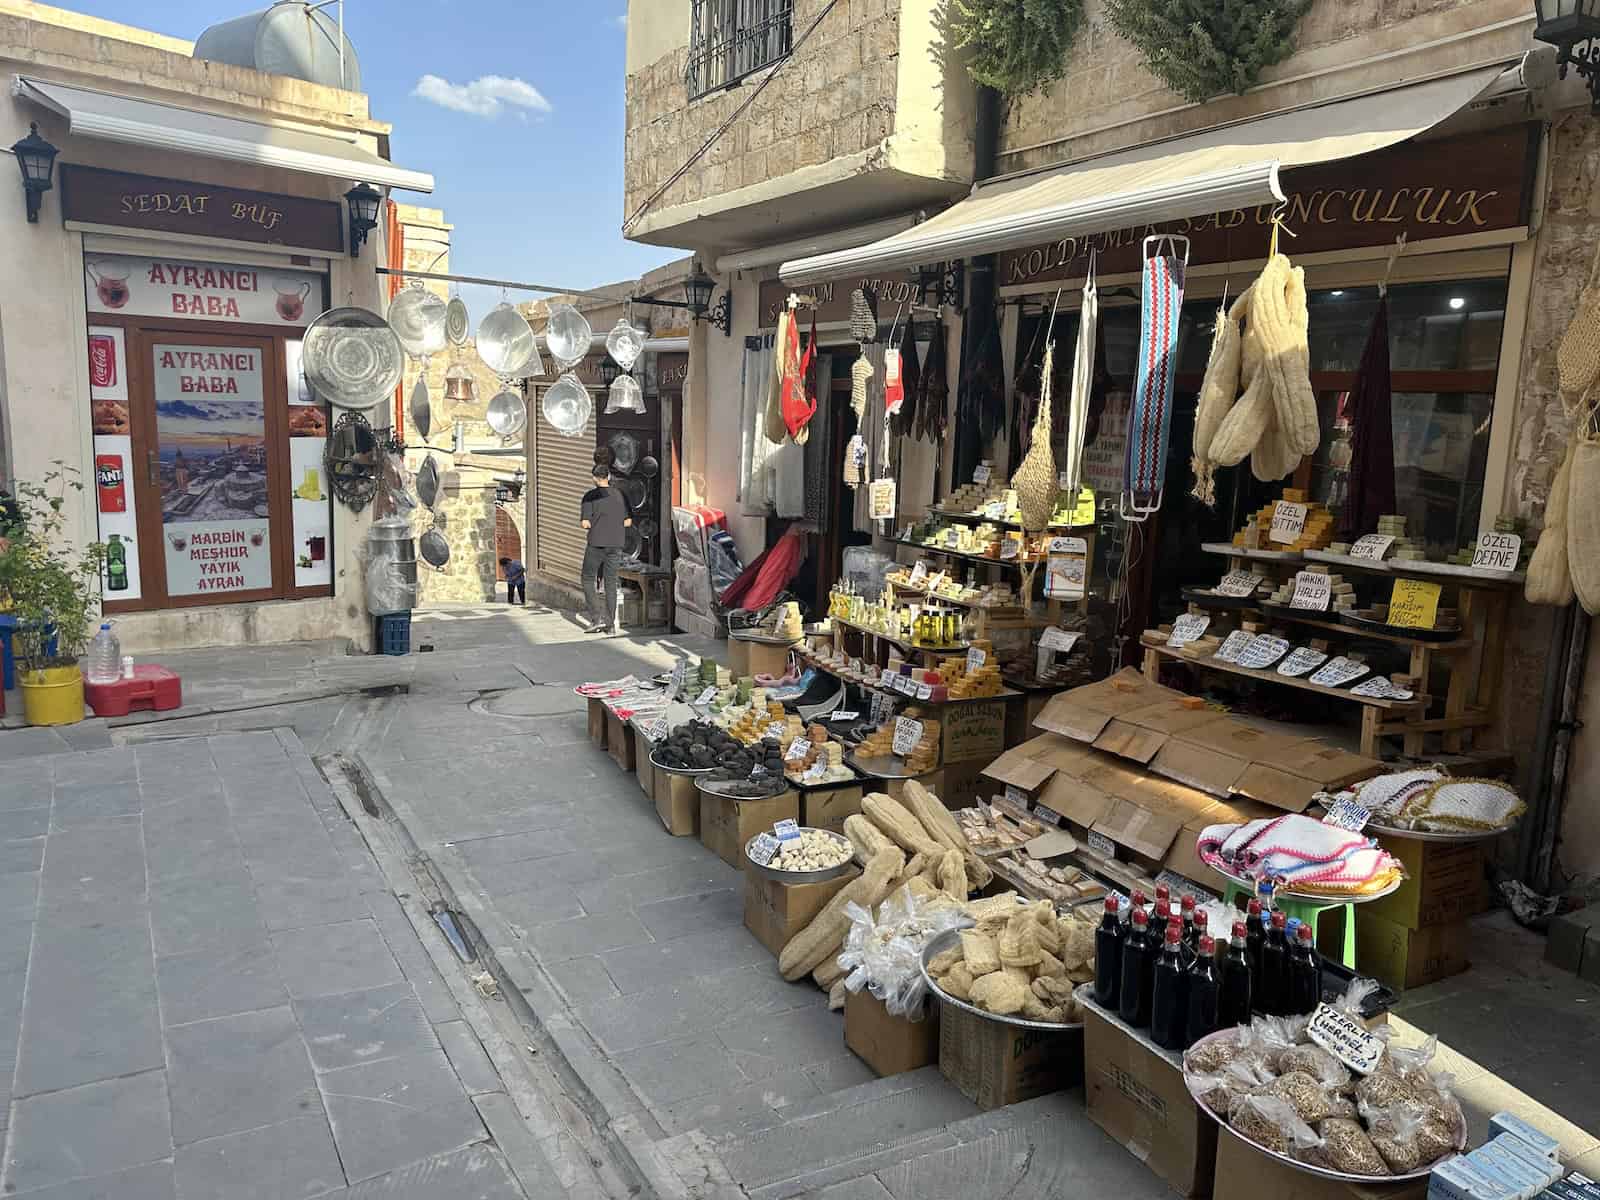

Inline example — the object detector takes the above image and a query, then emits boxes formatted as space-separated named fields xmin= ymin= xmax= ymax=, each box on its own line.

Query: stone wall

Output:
xmin=414 ymin=466 xmax=507 ymax=606
xmin=623 ymin=0 xmax=900 ymax=220
xmin=997 ymin=0 xmax=1531 ymax=173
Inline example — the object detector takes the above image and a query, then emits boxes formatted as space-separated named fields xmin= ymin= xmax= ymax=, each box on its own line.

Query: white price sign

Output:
xmin=1032 ymin=805 xmax=1063 ymax=828
xmin=966 ymin=647 xmax=987 ymax=673
xmin=1307 ymin=1003 xmax=1386 ymax=1075
xmin=1003 ymin=785 xmax=1031 ymax=809
xmin=915 ymin=682 xmax=934 ymax=701
xmin=748 ymin=833 xmax=782 ymax=866
xmin=765 ymin=721 xmax=787 ymax=740
xmin=695 ymin=686 xmax=718 ymax=706
xmin=1000 ymin=539 xmax=1020 ymax=560
xmin=1277 ymin=647 xmax=1329 ymax=677
xmin=1350 ymin=534 xmax=1394 ymax=562
xmin=1352 ymin=677 xmax=1414 ymax=700
xmin=1270 ymin=501 xmax=1309 ymax=545
xmin=1310 ymin=657 xmax=1370 ymax=688
xmin=1471 ymin=531 xmax=1522 ymax=572
xmin=646 ymin=717 xmax=669 ymax=741
xmin=669 ymin=661 xmax=688 ymax=697
xmin=973 ymin=464 xmax=992 ymax=485
xmin=870 ymin=691 xmax=895 ymax=724
xmin=773 ymin=818 xmax=801 ymax=840
xmin=1321 ymin=797 xmax=1373 ymax=833
xmin=1238 ymin=635 xmax=1291 ymax=670
xmin=1086 ymin=831 xmax=1117 ymax=858
xmin=1213 ymin=630 xmax=1254 ymax=663
xmin=1038 ymin=627 xmax=1079 ymax=653
xmin=869 ymin=478 xmax=897 ymax=521
xmin=1166 ymin=613 xmax=1211 ymax=648
xmin=983 ymin=500 xmax=1007 ymax=520
xmin=1216 ymin=570 xmax=1261 ymax=598
xmin=891 ymin=717 xmax=925 ymax=757
xmin=1290 ymin=571 xmax=1332 ymax=612
xmin=785 ymin=738 xmax=811 ymax=762
xmin=944 ymin=528 xmax=961 ymax=548
xmin=829 ymin=710 xmax=859 ymax=722
xmin=908 ymin=561 xmax=928 ymax=585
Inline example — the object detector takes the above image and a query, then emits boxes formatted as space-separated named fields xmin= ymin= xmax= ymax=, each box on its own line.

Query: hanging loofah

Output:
xmin=1011 ymin=341 xmax=1059 ymax=533
xmin=1191 ymin=289 xmax=1249 ymax=504
xmin=850 ymin=289 xmax=878 ymax=344
xmin=1559 ymin=243 xmax=1600 ymax=396
xmin=1566 ymin=405 xmax=1600 ymax=613
xmin=1528 ymin=433 xmax=1577 ymax=607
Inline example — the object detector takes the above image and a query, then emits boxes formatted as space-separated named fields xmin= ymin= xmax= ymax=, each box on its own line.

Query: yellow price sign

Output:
xmin=1388 ymin=578 xmax=1442 ymax=630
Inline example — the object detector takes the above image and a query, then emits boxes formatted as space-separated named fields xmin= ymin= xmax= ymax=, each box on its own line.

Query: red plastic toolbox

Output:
xmin=84 ymin=665 xmax=182 ymax=717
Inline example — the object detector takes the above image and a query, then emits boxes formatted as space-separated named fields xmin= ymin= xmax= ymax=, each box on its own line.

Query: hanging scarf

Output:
xmin=1061 ymin=260 xmax=1098 ymax=504
xmin=764 ymin=310 xmax=792 ymax=446
xmin=916 ymin=322 xmax=947 ymax=443
xmin=782 ymin=312 xmax=818 ymax=444
xmin=1122 ymin=235 xmax=1189 ymax=521
xmin=1339 ymin=297 xmax=1397 ymax=538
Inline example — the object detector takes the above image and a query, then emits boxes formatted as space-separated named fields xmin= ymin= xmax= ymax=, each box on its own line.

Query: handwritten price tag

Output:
xmin=1351 ymin=533 xmax=1394 ymax=561
xmin=748 ymin=833 xmax=781 ymax=866
xmin=1000 ymin=539 xmax=1020 ymax=560
xmin=1213 ymin=630 xmax=1254 ymax=663
xmin=916 ymin=682 xmax=934 ymax=701
xmin=1352 ymin=676 xmax=1415 ymax=700
xmin=973 ymin=464 xmax=992 ymax=485
xmin=829 ymin=710 xmax=859 ymax=722
xmin=669 ymin=661 xmax=687 ymax=697
xmin=1321 ymin=797 xmax=1372 ymax=833
xmin=1307 ymin=1003 xmax=1386 ymax=1075
xmin=1310 ymin=657 xmax=1370 ymax=688
xmin=1471 ymin=531 xmax=1521 ymax=572
xmin=1277 ymin=647 xmax=1329 ymax=677
xmin=773 ymin=818 xmax=801 ymax=840
xmin=1217 ymin=570 xmax=1261 ymax=598
xmin=966 ymin=647 xmax=987 ymax=673
xmin=1270 ymin=501 xmax=1309 ymax=545
xmin=1167 ymin=613 xmax=1211 ymax=648
xmin=1238 ymin=635 xmax=1291 ymax=669
xmin=1087 ymin=831 xmax=1117 ymax=858
xmin=1038 ymin=628 xmax=1080 ymax=653
xmin=646 ymin=717 xmax=669 ymax=741
xmin=869 ymin=478 xmax=897 ymax=520
xmin=1291 ymin=571 xmax=1333 ymax=612
xmin=803 ymin=760 xmax=827 ymax=782
xmin=765 ymin=721 xmax=787 ymax=740
xmin=785 ymin=738 xmax=811 ymax=762
xmin=891 ymin=717 xmax=925 ymax=757
xmin=909 ymin=561 xmax=927 ymax=585
xmin=1388 ymin=578 xmax=1442 ymax=630
xmin=695 ymin=686 xmax=718 ymax=706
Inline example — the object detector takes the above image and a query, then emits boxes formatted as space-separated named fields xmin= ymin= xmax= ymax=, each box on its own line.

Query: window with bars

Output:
xmin=686 ymin=0 xmax=794 ymax=99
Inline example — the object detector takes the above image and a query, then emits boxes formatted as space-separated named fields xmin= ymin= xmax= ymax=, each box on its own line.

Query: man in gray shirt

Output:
xmin=580 ymin=465 xmax=631 ymax=634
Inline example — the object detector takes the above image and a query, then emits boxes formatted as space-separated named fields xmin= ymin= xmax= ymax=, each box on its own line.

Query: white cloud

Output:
xmin=612 ymin=13 xmax=627 ymax=30
xmin=412 ymin=74 xmax=552 ymax=119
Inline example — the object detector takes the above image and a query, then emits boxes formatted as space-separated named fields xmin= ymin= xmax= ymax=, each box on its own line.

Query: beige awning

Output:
xmin=780 ymin=67 xmax=1506 ymax=284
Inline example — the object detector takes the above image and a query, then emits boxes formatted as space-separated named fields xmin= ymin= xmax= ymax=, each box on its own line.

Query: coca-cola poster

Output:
xmin=86 ymin=253 xmax=324 ymax=327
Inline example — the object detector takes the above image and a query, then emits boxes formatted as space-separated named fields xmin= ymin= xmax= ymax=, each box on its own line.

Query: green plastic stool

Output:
xmin=1221 ymin=882 xmax=1357 ymax=969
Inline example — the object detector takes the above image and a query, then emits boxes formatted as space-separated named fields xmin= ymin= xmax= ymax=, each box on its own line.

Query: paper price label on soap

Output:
xmin=1291 ymin=571 xmax=1332 ymax=612
xmin=669 ymin=661 xmax=688 ymax=698
xmin=1213 ymin=630 xmax=1254 ymax=663
xmin=749 ymin=763 xmax=771 ymax=781
xmin=1003 ymin=785 xmax=1030 ymax=810
xmin=973 ymin=464 xmax=992 ymax=485
xmin=1277 ymin=647 xmax=1329 ymax=678
xmin=695 ymin=686 xmax=718 ymax=706
xmin=765 ymin=721 xmax=787 ymax=740
xmin=1350 ymin=533 xmax=1394 ymax=561
xmin=1032 ymin=805 xmax=1063 ymax=828
xmin=785 ymin=738 xmax=811 ymax=762
xmin=1307 ymin=1003 xmax=1387 ymax=1076
xmin=1387 ymin=578 xmax=1442 ymax=630
xmin=869 ymin=478 xmax=897 ymax=521
xmin=803 ymin=760 xmax=827 ymax=782
xmin=908 ymin=561 xmax=928 ymax=585
xmin=1471 ymin=531 xmax=1522 ymax=572
xmin=1238 ymin=635 xmax=1291 ymax=669
xmin=1071 ymin=487 xmax=1097 ymax=527
xmin=983 ymin=500 xmax=1007 ymax=520
xmin=1269 ymin=501 xmax=1309 ymax=545
xmin=646 ymin=717 xmax=669 ymax=741
xmin=891 ymin=717 xmax=925 ymax=757
xmin=1352 ymin=676 xmax=1415 ymax=700
xmin=1000 ymin=539 xmax=1021 ymax=561
xmin=829 ymin=710 xmax=859 ymax=722
xmin=773 ymin=818 xmax=801 ymax=841
xmin=915 ymin=682 xmax=934 ymax=701
xmin=1167 ymin=613 xmax=1211 ymax=648
xmin=1310 ymin=656 xmax=1370 ymax=688
xmin=1217 ymin=570 xmax=1261 ymax=598
xmin=1038 ymin=627 xmax=1080 ymax=653
xmin=870 ymin=691 xmax=894 ymax=724
xmin=1321 ymin=797 xmax=1373 ymax=833
xmin=966 ymin=647 xmax=987 ymax=674
xmin=748 ymin=833 xmax=781 ymax=866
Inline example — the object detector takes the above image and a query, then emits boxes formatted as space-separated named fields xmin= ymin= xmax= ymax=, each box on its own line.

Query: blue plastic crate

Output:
xmin=375 ymin=612 xmax=411 ymax=656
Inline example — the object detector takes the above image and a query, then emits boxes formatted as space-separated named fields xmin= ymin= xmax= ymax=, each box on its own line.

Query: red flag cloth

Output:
xmin=781 ymin=314 xmax=818 ymax=439
xmin=719 ymin=526 xmax=808 ymax=612
xmin=1339 ymin=298 xmax=1397 ymax=538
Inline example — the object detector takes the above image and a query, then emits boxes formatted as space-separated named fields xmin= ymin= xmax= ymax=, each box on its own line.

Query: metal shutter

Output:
xmin=532 ymin=390 xmax=597 ymax=586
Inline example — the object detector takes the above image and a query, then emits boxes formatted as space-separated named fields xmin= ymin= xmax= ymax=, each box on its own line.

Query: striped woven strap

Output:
xmin=1122 ymin=235 xmax=1190 ymax=518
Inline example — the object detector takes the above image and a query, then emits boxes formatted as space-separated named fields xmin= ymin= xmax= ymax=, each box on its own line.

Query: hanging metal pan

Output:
xmin=416 ymin=455 xmax=441 ymax=508
xmin=419 ymin=526 xmax=450 ymax=568
xmin=302 ymin=307 xmax=404 ymax=409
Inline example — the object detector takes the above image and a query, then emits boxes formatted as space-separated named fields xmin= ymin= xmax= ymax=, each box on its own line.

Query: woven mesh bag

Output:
xmin=1559 ymin=243 xmax=1600 ymax=396
xmin=1011 ymin=342 xmax=1059 ymax=533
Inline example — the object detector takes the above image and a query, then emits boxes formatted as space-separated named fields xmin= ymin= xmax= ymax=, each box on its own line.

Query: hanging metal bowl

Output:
xmin=420 ymin=526 xmax=450 ymax=569
xmin=416 ymin=454 xmax=441 ymax=508
xmin=410 ymin=378 xmax=432 ymax=439
xmin=486 ymin=389 xmax=528 ymax=437
xmin=388 ymin=283 xmax=448 ymax=359
xmin=302 ymin=307 xmax=404 ymax=409
xmin=545 ymin=303 xmax=593 ymax=366
xmin=605 ymin=319 xmax=646 ymax=370
xmin=607 ymin=431 xmax=640 ymax=474
xmin=637 ymin=517 xmax=659 ymax=540
xmin=541 ymin=373 xmax=592 ymax=437
xmin=616 ymin=475 xmax=647 ymax=511
xmin=478 ymin=302 xmax=539 ymax=378
xmin=605 ymin=373 xmax=645 ymax=415
xmin=637 ymin=455 xmax=660 ymax=478
xmin=445 ymin=296 xmax=471 ymax=346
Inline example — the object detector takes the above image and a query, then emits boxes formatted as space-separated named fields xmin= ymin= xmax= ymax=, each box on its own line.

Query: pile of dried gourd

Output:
xmin=925 ymin=899 xmax=1097 ymax=1024
xmin=777 ymin=782 xmax=995 ymax=1007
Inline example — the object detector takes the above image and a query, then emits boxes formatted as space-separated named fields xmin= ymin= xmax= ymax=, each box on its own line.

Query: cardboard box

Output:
xmin=884 ymin=769 xmax=943 ymax=803
xmin=938 ymin=758 xmax=992 ymax=811
xmin=587 ymin=696 xmax=607 ymax=747
xmin=1213 ymin=1123 xmax=1425 ymax=1200
xmin=1364 ymin=837 xmax=1487 ymax=930
xmin=1356 ymin=911 xmax=1470 ymax=990
xmin=606 ymin=710 xmax=636 ymax=771
xmin=800 ymin=784 xmax=864 ymax=835
xmin=653 ymin=768 xmax=700 ymax=837
xmin=728 ymin=634 xmax=793 ymax=679
xmin=742 ymin=867 xmax=856 ymax=957
xmin=937 ymin=999 xmax=1082 ymax=1111
xmin=633 ymin=725 xmax=656 ymax=799
xmin=845 ymin=989 xmax=939 ymax=1076
xmin=1083 ymin=998 xmax=1216 ymax=1198
xmin=701 ymin=788 xmax=801 ymax=870
xmin=944 ymin=699 xmax=1010 ymax=764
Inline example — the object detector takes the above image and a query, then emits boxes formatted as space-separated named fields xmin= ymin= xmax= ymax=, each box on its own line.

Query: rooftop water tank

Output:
xmin=193 ymin=2 xmax=361 ymax=92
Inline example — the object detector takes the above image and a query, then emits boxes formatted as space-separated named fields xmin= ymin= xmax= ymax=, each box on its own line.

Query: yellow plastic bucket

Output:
xmin=18 ymin=665 xmax=86 ymax=726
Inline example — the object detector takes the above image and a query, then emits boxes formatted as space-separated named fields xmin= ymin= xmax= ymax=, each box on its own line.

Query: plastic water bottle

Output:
xmin=85 ymin=622 xmax=121 ymax=684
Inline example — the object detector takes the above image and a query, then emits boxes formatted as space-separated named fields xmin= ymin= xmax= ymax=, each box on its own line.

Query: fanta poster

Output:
xmin=85 ymin=253 xmax=322 ymax=327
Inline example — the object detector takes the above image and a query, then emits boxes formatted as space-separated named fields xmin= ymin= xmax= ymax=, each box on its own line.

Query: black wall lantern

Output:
xmin=344 ymin=182 xmax=383 ymax=257
xmin=12 ymin=123 xmax=59 ymax=224
xmin=1533 ymin=0 xmax=1600 ymax=112
xmin=630 ymin=267 xmax=733 ymax=336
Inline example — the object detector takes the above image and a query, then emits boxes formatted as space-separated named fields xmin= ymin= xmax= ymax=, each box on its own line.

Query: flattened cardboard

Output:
xmin=1037 ymin=769 xmax=1115 ymax=829
xmin=1150 ymin=732 xmax=1252 ymax=798
xmin=1034 ymin=669 xmax=1178 ymax=743
xmin=982 ymin=746 xmax=1059 ymax=793
xmin=1121 ymin=699 xmax=1230 ymax=738
xmin=1093 ymin=798 xmax=1185 ymax=864
xmin=1092 ymin=719 xmax=1170 ymax=765
xmin=1233 ymin=741 xmax=1384 ymax=814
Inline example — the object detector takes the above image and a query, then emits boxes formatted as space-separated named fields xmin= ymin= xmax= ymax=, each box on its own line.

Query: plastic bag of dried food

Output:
xmin=1185 ymin=1022 xmax=1266 ymax=1075
xmin=1280 ymin=1044 xmax=1351 ymax=1088
xmin=1227 ymin=1093 xmax=1323 ymax=1158
xmin=1309 ymin=1117 xmax=1391 ymax=1176
xmin=1331 ymin=977 xmax=1390 ymax=1030
xmin=1261 ymin=1070 xmax=1357 ymax=1124
xmin=1361 ymin=1099 xmax=1459 ymax=1173
xmin=838 ymin=885 xmax=972 ymax=1020
xmin=1251 ymin=1014 xmax=1309 ymax=1070
xmin=1189 ymin=1056 xmax=1276 ymax=1115
xmin=1355 ymin=1035 xmax=1439 ymax=1108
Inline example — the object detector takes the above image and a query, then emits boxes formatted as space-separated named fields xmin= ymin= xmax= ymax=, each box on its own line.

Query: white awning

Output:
xmin=14 ymin=76 xmax=434 ymax=193
xmin=780 ymin=67 xmax=1506 ymax=284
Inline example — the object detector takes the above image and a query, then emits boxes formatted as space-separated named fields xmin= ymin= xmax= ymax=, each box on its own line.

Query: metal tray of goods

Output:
xmin=648 ymin=749 xmax=716 ymax=777
xmin=1360 ymin=819 xmax=1516 ymax=845
xmin=1337 ymin=608 xmax=1462 ymax=643
xmin=1205 ymin=862 xmax=1404 ymax=905
xmin=844 ymin=752 xmax=918 ymax=780
xmin=743 ymin=828 xmax=855 ymax=885
xmin=1182 ymin=1027 xmax=1465 ymax=1183
xmin=696 ymin=775 xmax=792 ymax=801
xmin=918 ymin=928 xmax=1085 ymax=1033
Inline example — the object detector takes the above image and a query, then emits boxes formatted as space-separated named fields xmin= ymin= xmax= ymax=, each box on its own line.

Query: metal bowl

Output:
xmin=419 ymin=527 xmax=450 ymax=569
xmin=486 ymin=390 xmax=528 ymax=437
xmin=919 ymin=928 xmax=1085 ymax=1032
xmin=648 ymin=748 xmax=716 ymax=777
xmin=743 ymin=827 xmax=855 ymax=885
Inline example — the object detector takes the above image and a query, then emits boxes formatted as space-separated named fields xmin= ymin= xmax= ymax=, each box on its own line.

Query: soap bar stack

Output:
xmin=1233 ymin=488 xmax=1336 ymax=551
xmin=938 ymin=650 xmax=1004 ymax=699
xmin=1428 ymin=1112 xmax=1572 ymax=1200
xmin=1265 ymin=565 xmax=1358 ymax=613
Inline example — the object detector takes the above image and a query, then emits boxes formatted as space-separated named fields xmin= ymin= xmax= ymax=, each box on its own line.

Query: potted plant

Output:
xmin=0 ymin=466 xmax=104 ymax=726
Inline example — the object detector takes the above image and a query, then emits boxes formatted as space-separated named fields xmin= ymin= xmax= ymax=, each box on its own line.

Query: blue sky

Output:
xmin=65 ymin=1 xmax=682 ymax=300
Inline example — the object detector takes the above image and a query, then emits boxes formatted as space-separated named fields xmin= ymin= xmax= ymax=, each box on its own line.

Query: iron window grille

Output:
xmin=686 ymin=0 xmax=794 ymax=99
